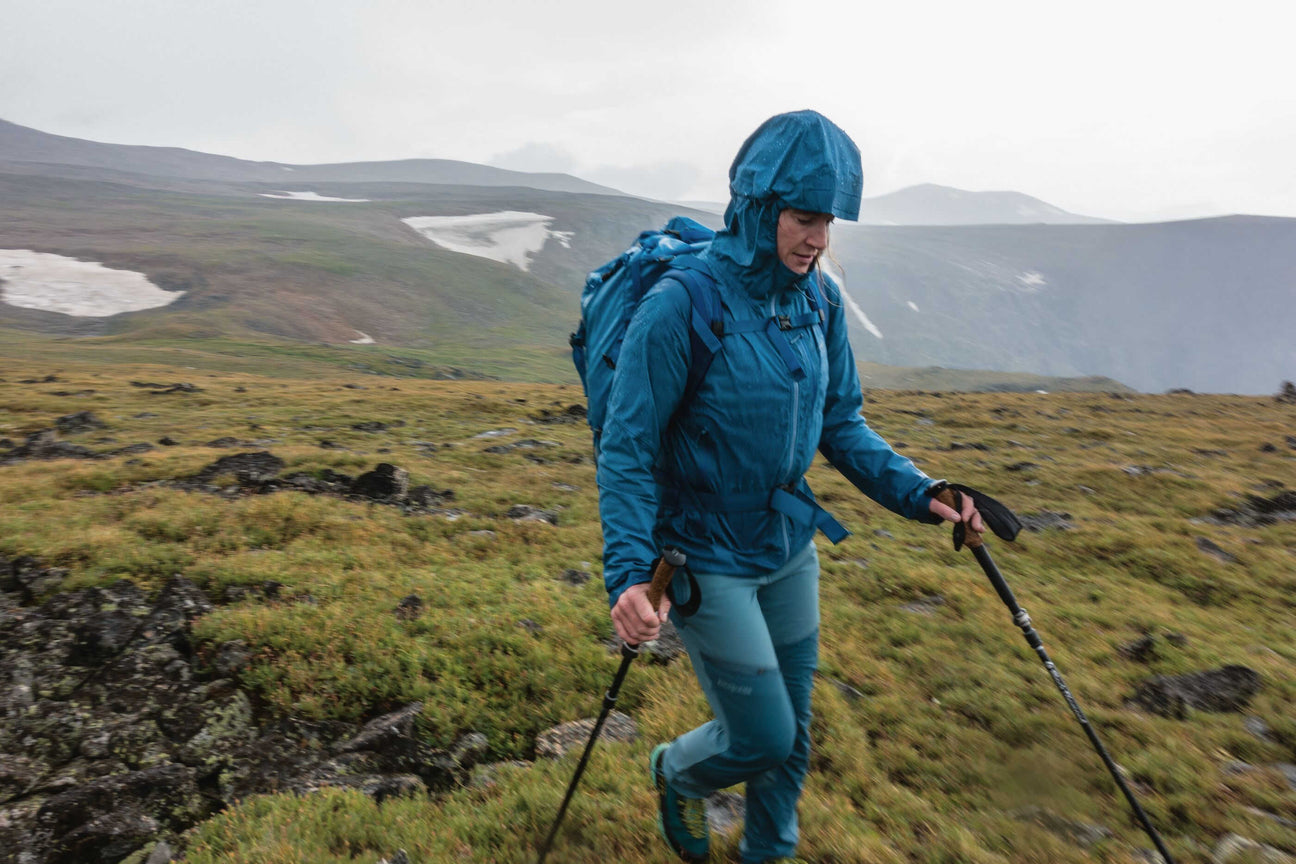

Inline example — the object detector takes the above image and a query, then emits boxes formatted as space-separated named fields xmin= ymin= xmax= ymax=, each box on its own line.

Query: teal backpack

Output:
xmin=570 ymin=215 xmax=829 ymax=458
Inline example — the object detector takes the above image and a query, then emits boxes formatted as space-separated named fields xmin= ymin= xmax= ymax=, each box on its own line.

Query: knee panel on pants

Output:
xmin=698 ymin=654 xmax=795 ymax=773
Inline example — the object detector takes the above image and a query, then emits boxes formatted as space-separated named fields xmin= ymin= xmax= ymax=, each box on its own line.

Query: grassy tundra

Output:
xmin=0 ymin=355 xmax=1292 ymax=863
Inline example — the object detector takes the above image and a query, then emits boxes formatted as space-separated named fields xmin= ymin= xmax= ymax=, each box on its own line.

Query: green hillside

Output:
xmin=1 ymin=353 xmax=1292 ymax=864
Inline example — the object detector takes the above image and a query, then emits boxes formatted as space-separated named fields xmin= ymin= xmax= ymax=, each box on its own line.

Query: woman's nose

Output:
xmin=808 ymin=223 xmax=829 ymax=249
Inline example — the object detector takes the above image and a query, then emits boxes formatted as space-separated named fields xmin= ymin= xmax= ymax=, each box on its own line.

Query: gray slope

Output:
xmin=0 ymin=118 xmax=623 ymax=195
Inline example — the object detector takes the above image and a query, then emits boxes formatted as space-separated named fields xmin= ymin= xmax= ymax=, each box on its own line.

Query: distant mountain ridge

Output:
xmin=677 ymin=183 xmax=1112 ymax=226
xmin=1 ymin=118 xmax=1292 ymax=394
xmin=855 ymin=183 xmax=1114 ymax=225
xmin=0 ymin=118 xmax=625 ymax=196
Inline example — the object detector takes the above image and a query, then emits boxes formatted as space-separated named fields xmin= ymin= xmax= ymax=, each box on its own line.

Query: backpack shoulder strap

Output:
xmin=661 ymin=258 xmax=722 ymax=418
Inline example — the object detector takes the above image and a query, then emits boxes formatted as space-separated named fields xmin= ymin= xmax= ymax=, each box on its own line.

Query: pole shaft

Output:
xmin=536 ymin=549 xmax=684 ymax=862
xmin=536 ymin=646 xmax=636 ymax=863
xmin=969 ymin=544 xmax=1176 ymax=863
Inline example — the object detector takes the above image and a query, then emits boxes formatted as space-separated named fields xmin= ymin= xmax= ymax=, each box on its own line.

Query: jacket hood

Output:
xmin=709 ymin=110 xmax=863 ymax=298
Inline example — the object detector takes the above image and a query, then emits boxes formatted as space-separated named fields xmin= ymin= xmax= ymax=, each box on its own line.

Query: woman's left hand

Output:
xmin=928 ymin=492 xmax=986 ymax=534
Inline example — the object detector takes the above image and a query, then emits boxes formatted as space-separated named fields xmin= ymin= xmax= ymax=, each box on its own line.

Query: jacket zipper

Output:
xmin=772 ymin=294 xmax=797 ymax=558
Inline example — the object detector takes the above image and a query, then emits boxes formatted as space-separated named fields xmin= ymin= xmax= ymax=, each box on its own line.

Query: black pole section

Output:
xmin=535 ymin=642 xmax=638 ymax=864
xmin=535 ymin=548 xmax=686 ymax=864
xmin=969 ymin=543 xmax=1177 ymax=864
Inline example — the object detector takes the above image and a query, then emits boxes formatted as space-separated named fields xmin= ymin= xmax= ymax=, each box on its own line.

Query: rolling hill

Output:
xmin=2 ymin=119 xmax=1293 ymax=394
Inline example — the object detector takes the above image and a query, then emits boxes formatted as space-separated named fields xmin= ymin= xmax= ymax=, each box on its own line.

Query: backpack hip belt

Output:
xmin=654 ymin=474 xmax=850 ymax=544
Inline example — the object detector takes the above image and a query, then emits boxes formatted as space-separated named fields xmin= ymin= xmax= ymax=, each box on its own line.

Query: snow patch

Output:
xmin=401 ymin=211 xmax=573 ymax=272
xmin=907 ymin=301 xmax=921 ymax=312
xmin=0 ymin=249 xmax=182 ymax=317
xmin=350 ymin=331 xmax=375 ymax=345
xmin=260 ymin=190 xmax=370 ymax=202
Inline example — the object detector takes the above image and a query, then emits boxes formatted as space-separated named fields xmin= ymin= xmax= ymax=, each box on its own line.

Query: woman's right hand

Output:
xmin=610 ymin=582 xmax=672 ymax=645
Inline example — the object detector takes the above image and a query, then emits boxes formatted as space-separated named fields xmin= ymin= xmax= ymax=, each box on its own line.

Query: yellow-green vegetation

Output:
xmin=1 ymin=356 xmax=1293 ymax=863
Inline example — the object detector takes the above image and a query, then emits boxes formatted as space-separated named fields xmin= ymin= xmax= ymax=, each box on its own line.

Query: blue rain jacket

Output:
xmin=598 ymin=111 xmax=941 ymax=606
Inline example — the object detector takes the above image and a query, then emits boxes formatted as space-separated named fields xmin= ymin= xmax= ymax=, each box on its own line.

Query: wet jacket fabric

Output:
xmin=597 ymin=111 xmax=941 ymax=606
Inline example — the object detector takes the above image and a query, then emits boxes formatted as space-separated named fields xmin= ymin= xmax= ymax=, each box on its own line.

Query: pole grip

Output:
xmin=934 ymin=487 xmax=984 ymax=549
xmin=645 ymin=547 xmax=686 ymax=611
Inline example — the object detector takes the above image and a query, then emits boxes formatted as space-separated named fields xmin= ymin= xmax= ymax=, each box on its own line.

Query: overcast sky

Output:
xmin=2 ymin=0 xmax=1293 ymax=221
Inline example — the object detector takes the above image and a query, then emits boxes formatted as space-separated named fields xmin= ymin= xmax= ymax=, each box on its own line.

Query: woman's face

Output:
xmin=776 ymin=209 xmax=833 ymax=274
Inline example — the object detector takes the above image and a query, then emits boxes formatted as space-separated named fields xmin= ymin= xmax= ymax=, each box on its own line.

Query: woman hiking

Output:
xmin=597 ymin=110 xmax=984 ymax=863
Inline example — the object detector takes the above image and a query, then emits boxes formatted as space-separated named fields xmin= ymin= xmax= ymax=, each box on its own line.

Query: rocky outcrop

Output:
xmin=1208 ymin=489 xmax=1296 ymax=527
xmin=172 ymin=452 xmax=455 ymax=513
xmin=0 ymin=559 xmax=491 ymax=864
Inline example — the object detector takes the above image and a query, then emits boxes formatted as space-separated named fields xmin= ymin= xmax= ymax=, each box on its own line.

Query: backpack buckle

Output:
xmin=776 ymin=314 xmax=792 ymax=331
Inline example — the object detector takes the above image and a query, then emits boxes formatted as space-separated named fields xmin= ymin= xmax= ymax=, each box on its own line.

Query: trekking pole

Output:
xmin=935 ymin=488 xmax=1176 ymax=864
xmin=535 ymin=547 xmax=686 ymax=864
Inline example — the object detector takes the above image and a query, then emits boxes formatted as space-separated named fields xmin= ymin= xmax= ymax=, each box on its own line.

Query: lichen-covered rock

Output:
xmin=1 ymin=565 xmax=493 ymax=863
xmin=536 ymin=711 xmax=637 ymax=759
xmin=1129 ymin=665 xmax=1262 ymax=718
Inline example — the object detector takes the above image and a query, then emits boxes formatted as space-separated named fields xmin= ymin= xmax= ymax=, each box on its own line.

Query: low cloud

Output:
xmin=487 ymin=142 xmax=577 ymax=175
xmin=583 ymin=160 xmax=701 ymax=203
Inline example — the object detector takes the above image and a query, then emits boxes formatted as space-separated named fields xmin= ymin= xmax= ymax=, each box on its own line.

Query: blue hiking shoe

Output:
xmin=650 ymin=743 xmax=710 ymax=862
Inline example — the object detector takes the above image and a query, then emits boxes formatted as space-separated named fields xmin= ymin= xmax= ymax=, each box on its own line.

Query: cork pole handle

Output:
xmin=645 ymin=547 xmax=686 ymax=611
xmin=934 ymin=486 xmax=984 ymax=549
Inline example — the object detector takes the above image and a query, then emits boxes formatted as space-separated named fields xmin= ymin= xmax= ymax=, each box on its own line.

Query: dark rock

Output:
xmin=203 ymin=436 xmax=243 ymax=448
xmin=406 ymin=485 xmax=453 ymax=507
xmin=1118 ymin=634 xmax=1159 ymax=663
xmin=507 ymin=505 xmax=558 ymax=525
xmin=131 ymin=382 xmax=200 ymax=394
xmin=517 ymin=619 xmax=543 ymax=635
xmin=1208 ymin=489 xmax=1296 ymax=527
xmin=351 ymin=421 xmax=403 ymax=433
xmin=484 ymin=438 xmax=558 ymax=455
xmin=192 ymin=451 xmax=285 ymax=486
xmin=531 ymin=404 xmax=587 ymax=424
xmin=1129 ymin=665 xmax=1262 ymax=718
xmin=351 ymin=463 xmax=410 ymax=501
xmin=1005 ymin=461 xmax=1040 ymax=472
xmin=1196 ymin=536 xmax=1240 ymax=564
xmin=113 ymin=442 xmax=155 ymax=456
xmin=394 ymin=594 xmax=423 ymax=620
xmin=68 ymin=609 xmax=142 ymax=665
xmin=213 ymin=639 xmax=252 ymax=676
xmin=158 ymin=436 xmax=179 ymax=446
xmin=55 ymin=411 xmax=105 ymax=435
xmin=558 ymin=569 xmax=591 ymax=586
xmin=1261 ymin=443 xmax=1278 ymax=453
xmin=948 ymin=441 xmax=991 ymax=451
xmin=6 ymin=560 xmax=69 ymax=602
xmin=3 ymin=430 xmax=97 ymax=462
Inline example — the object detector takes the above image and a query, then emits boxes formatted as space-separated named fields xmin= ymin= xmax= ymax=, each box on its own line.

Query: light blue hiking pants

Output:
xmin=662 ymin=541 xmax=820 ymax=864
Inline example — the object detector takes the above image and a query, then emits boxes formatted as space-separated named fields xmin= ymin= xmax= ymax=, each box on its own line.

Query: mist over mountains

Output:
xmin=1 ymin=118 xmax=1292 ymax=394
